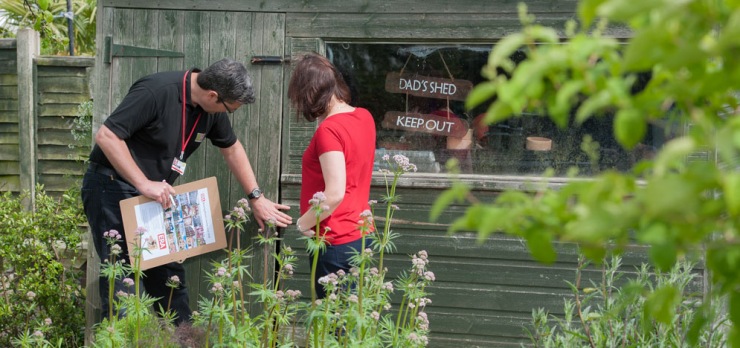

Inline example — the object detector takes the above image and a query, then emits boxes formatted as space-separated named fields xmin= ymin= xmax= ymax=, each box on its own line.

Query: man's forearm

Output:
xmin=95 ymin=125 xmax=149 ymax=188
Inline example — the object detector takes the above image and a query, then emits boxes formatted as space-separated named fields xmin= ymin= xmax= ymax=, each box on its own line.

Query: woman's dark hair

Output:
xmin=288 ymin=52 xmax=351 ymax=122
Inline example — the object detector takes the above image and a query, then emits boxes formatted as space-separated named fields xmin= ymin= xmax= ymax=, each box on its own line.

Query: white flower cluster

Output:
xmin=393 ymin=154 xmax=418 ymax=173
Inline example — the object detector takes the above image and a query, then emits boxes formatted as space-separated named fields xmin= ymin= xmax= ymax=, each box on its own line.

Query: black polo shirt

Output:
xmin=88 ymin=69 xmax=237 ymax=184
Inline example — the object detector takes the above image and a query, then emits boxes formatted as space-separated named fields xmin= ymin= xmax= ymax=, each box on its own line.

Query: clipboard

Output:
xmin=119 ymin=177 xmax=227 ymax=270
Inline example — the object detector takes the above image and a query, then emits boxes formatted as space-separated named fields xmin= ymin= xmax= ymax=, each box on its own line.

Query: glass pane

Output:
xmin=327 ymin=43 xmax=678 ymax=176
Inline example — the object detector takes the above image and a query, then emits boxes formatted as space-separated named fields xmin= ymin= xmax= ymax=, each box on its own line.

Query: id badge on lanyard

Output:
xmin=172 ymin=157 xmax=187 ymax=175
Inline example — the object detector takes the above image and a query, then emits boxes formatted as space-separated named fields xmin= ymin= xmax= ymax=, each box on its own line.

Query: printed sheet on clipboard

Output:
xmin=119 ymin=177 xmax=227 ymax=270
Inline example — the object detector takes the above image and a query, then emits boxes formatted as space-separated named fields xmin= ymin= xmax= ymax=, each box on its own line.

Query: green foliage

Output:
xmin=0 ymin=0 xmax=97 ymax=55
xmin=527 ymin=255 xmax=729 ymax=347
xmin=0 ymin=186 xmax=87 ymax=347
xmin=68 ymin=100 xmax=93 ymax=163
xmin=435 ymin=0 xmax=740 ymax=344
xmin=90 ymin=154 xmax=434 ymax=347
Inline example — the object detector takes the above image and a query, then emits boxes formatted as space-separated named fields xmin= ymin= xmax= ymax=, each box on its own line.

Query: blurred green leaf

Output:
xmin=649 ymin=243 xmax=677 ymax=272
xmin=575 ymin=90 xmax=613 ymax=124
xmin=465 ymin=81 xmax=497 ymax=111
xmin=645 ymin=285 xmax=680 ymax=325
xmin=652 ymin=138 xmax=696 ymax=177
xmin=577 ymin=0 xmax=608 ymax=28
xmin=488 ymin=33 xmax=525 ymax=71
xmin=614 ymin=108 xmax=646 ymax=149
xmin=724 ymin=173 xmax=740 ymax=215
xmin=524 ymin=231 xmax=557 ymax=264
xmin=550 ymin=80 xmax=585 ymax=128
xmin=430 ymin=182 xmax=469 ymax=222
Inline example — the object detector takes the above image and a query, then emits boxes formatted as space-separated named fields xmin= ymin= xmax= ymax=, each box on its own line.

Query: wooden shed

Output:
xmin=92 ymin=1 xmax=688 ymax=346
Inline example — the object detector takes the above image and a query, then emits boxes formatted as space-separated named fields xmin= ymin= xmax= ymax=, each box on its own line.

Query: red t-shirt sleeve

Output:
xmin=314 ymin=124 xmax=344 ymax=154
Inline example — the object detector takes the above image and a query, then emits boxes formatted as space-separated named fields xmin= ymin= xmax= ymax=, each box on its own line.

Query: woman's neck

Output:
xmin=319 ymin=97 xmax=355 ymax=123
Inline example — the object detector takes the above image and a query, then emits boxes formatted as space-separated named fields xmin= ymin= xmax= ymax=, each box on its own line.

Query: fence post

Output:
xmin=16 ymin=29 xmax=39 ymax=210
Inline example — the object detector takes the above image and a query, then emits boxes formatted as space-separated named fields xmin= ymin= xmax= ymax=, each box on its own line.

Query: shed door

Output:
xmin=94 ymin=8 xmax=286 ymax=307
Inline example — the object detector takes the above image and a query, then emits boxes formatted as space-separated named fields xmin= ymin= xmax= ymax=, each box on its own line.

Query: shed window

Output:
xmin=327 ymin=43 xmax=676 ymax=176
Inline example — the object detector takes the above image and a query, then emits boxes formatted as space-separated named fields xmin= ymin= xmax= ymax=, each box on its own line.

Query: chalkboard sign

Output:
xmin=385 ymin=72 xmax=473 ymax=101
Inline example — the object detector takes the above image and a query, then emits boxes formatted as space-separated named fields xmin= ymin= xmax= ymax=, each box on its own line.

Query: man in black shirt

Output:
xmin=82 ymin=58 xmax=292 ymax=325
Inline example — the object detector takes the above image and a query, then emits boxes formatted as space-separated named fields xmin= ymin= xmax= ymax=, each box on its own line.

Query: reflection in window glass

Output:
xmin=327 ymin=43 xmax=678 ymax=176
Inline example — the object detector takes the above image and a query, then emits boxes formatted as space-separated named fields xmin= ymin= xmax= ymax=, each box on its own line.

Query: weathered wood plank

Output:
xmin=92 ymin=6 xmax=115 ymax=138
xmin=0 ymin=100 xmax=19 ymax=111
xmin=38 ymin=93 xmax=91 ymax=105
xmin=0 ymin=39 xmax=17 ymax=49
xmin=0 ymin=131 xmax=19 ymax=144
xmin=101 ymin=0 xmax=579 ymax=14
xmin=0 ymin=144 xmax=19 ymax=160
xmin=0 ymin=161 xmax=20 ymax=175
xmin=0 ymin=122 xmax=18 ymax=132
xmin=0 ymin=74 xmax=18 ymax=86
xmin=37 ymin=129 xmax=77 ymax=145
xmin=156 ymin=9 xmax=184 ymax=72
xmin=0 ymin=110 xmax=18 ymax=122
xmin=0 ymin=175 xmax=20 ymax=192
xmin=131 ymin=8 xmax=159 ymax=87
xmin=286 ymin=13 xmax=578 ymax=40
xmin=35 ymin=56 xmax=95 ymax=67
xmin=110 ymin=8 xmax=136 ymax=112
xmin=38 ymin=115 xmax=81 ymax=129
xmin=39 ymin=104 xmax=86 ymax=117
xmin=38 ymin=145 xmax=89 ymax=160
xmin=37 ymin=76 xmax=89 ymax=93
xmin=37 ymin=65 xmax=90 ymax=78
xmin=0 ymin=63 xmax=17 ymax=75
xmin=0 ymin=86 xmax=18 ymax=99
xmin=37 ymin=174 xmax=84 ymax=192
xmin=38 ymin=160 xmax=87 ymax=175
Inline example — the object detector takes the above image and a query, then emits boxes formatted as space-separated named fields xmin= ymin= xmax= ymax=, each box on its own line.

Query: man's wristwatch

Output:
xmin=247 ymin=187 xmax=262 ymax=200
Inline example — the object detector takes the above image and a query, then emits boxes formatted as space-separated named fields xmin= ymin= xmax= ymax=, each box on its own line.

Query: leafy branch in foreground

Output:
xmin=434 ymin=1 xmax=740 ymax=345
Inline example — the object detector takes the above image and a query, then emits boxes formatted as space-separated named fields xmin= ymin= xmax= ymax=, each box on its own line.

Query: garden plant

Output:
xmin=528 ymin=255 xmax=729 ymax=347
xmin=0 ymin=0 xmax=97 ymax=55
xmin=56 ymin=154 xmax=433 ymax=347
xmin=433 ymin=0 xmax=740 ymax=345
xmin=0 ymin=187 xmax=87 ymax=347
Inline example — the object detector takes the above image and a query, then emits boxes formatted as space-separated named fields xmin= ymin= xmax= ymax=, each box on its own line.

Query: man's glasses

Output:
xmin=220 ymin=99 xmax=234 ymax=114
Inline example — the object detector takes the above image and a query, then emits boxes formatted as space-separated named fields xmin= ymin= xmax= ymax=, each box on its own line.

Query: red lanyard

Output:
xmin=181 ymin=71 xmax=202 ymax=160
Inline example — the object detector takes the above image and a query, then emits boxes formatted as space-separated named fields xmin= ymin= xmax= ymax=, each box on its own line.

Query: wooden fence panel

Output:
xmin=0 ymin=39 xmax=19 ymax=192
xmin=36 ymin=57 xmax=94 ymax=195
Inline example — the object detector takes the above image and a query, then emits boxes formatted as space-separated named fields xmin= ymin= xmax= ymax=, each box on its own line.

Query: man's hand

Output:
xmin=138 ymin=180 xmax=176 ymax=209
xmin=249 ymin=196 xmax=292 ymax=230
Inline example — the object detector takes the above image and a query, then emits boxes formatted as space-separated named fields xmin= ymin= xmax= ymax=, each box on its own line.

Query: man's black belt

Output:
xmin=88 ymin=162 xmax=130 ymax=185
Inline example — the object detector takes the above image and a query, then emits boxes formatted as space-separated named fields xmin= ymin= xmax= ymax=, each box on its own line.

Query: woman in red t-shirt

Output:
xmin=288 ymin=53 xmax=377 ymax=299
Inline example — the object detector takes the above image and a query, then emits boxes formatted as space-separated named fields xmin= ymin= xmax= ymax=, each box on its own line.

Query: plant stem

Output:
xmin=575 ymin=256 xmax=596 ymax=348
xmin=379 ymin=174 xmax=399 ymax=273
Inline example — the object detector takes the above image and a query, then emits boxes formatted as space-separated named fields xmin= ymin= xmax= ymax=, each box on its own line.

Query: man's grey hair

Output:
xmin=198 ymin=58 xmax=256 ymax=104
